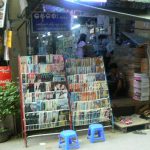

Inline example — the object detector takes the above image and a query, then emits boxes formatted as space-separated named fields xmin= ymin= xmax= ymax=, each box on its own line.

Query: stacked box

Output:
xmin=113 ymin=45 xmax=147 ymax=97
xmin=133 ymin=73 xmax=149 ymax=101
xmin=141 ymin=58 xmax=149 ymax=74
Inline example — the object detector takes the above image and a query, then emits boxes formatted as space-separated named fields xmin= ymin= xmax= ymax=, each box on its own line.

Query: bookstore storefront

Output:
xmin=19 ymin=2 xmax=115 ymax=147
xmin=18 ymin=0 xmax=150 ymax=147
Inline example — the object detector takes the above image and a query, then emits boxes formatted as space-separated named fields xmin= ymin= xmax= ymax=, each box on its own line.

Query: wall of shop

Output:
xmin=8 ymin=0 xmax=27 ymax=81
xmin=2 ymin=0 xmax=27 ymax=134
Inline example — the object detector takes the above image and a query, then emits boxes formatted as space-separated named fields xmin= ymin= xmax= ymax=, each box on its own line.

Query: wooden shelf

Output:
xmin=111 ymin=98 xmax=150 ymax=108
xmin=114 ymin=115 xmax=149 ymax=132
xmin=122 ymin=32 xmax=148 ymax=46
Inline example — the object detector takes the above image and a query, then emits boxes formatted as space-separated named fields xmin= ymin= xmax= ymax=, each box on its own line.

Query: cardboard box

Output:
xmin=135 ymin=21 xmax=150 ymax=30
xmin=141 ymin=58 xmax=149 ymax=73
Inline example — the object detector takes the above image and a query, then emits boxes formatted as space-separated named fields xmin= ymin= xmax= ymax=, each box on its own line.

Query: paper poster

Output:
xmin=0 ymin=0 xmax=7 ymax=28
xmin=0 ymin=66 xmax=12 ymax=86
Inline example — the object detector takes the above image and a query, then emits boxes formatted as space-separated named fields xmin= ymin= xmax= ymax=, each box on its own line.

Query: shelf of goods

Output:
xmin=65 ymin=57 xmax=113 ymax=129
xmin=18 ymin=54 xmax=70 ymax=147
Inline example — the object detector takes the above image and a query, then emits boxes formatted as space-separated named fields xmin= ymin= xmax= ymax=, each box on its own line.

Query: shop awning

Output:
xmin=43 ymin=0 xmax=150 ymax=21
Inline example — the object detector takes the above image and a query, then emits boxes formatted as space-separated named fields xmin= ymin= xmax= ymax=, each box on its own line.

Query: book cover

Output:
xmin=32 ymin=55 xmax=38 ymax=64
xmin=81 ymin=92 xmax=88 ymax=101
xmin=25 ymin=103 xmax=37 ymax=112
xmin=20 ymin=56 xmax=27 ymax=64
xmin=37 ymin=101 xmax=45 ymax=111
xmin=34 ymin=83 xmax=40 ymax=92
xmin=54 ymin=82 xmax=67 ymax=91
xmin=45 ymin=82 xmax=52 ymax=91
xmin=39 ymin=111 xmax=44 ymax=125
xmin=22 ymin=84 xmax=29 ymax=93
xmin=24 ymin=93 xmax=33 ymax=103
xmin=96 ymin=73 xmax=105 ymax=81
xmin=53 ymin=55 xmax=64 ymax=64
xmin=58 ymin=110 xmax=69 ymax=126
xmin=101 ymin=98 xmax=109 ymax=107
xmin=21 ymin=64 xmax=27 ymax=73
xmin=52 ymin=111 xmax=59 ymax=127
xmin=47 ymin=111 xmax=53 ymax=123
xmin=22 ymin=74 xmax=27 ymax=83
xmin=93 ymin=99 xmax=101 ymax=109
xmin=27 ymin=64 xmax=34 ymax=73
xmin=57 ymin=99 xmax=69 ymax=110
xmin=39 ymin=83 xmax=46 ymax=92
xmin=95 ymin=57 xmax=103 ymax=65
xmin=45 ymin=92 xmax=55 ymax=100
xmin=39 ymin=64 xmax=47 ymax=73
xmin=25 ymin=112 xmax=39 ymax=126
xmin=27 ymin=73 xmax=35 ymax=83
xmin=38 ymin=56 xmax=46 ymax=64
xmin=27 ymin=56 xmax=33 ymax=64
xmin=53 ymin=75 xmax=65 ymax=82
xmin=41 ymin=73 xmax=53 ymax=82
xmin=55 ymin=91 xmax=68 ymax=99
xmin=34 ymin=74 xmax=41 ymax=82
xmin=33 ymin=65 xmax=39 ymax=73
xmin=46 ymin=55 xmax=50 ymax=64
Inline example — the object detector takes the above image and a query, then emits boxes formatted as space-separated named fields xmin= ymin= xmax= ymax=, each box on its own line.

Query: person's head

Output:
xmin=78 ymin=33 xmax=87 ymax=44
xmin=109 ymin=63 xmax=118 ymax=74
xmin=98 ymin=34 xmax=108 ymax=41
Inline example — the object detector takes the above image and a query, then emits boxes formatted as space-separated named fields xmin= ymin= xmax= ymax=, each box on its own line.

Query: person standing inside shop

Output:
xmin=107 ymin=63 xmax=127 ymax=98
xmin=76 ymin=33 xmax=87 ymax=58
xmin=98 ymin=34 xmax=114 ymax=72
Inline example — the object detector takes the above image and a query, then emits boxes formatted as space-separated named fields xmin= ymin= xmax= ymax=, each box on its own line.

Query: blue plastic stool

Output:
xmin=58 ymin=130 xmax=80 ymax=150
xmin=87 ymin=124 xmax=105 ymax=143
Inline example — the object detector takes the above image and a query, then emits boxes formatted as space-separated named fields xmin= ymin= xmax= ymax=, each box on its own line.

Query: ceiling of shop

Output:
xmin=38 ymin=0 xmax=150 ymax=21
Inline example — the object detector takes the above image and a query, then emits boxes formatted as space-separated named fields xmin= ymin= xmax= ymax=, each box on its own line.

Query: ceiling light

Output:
xmin=57 ymin=35 xmax=63 ymax=38
xmin=71 ymin=24 xmax=81 ymax=30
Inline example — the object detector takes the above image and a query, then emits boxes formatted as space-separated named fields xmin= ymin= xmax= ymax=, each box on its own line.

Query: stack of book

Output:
xmin=133 ymin=73 xmax=149 ymax=101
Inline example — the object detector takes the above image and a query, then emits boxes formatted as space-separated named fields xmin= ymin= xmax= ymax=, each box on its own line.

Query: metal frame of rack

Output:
xmin=18 ymin=55 xmax=70 ymax=147
xmin=65 ymin=57 xmax=114 ymax=131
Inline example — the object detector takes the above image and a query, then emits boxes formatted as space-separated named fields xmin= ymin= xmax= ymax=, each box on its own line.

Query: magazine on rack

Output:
xmin=20 ymin=54 xmax=70 ymax=131
xmin=66 ymin=57 xmax=111 ymax=127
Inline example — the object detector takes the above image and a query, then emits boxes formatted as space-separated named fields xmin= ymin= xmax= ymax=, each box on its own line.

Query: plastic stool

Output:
xmin=58 ymin=130 xmax=80 ymax=150
xmin=87 ymin=124 xmax=105 ymax=143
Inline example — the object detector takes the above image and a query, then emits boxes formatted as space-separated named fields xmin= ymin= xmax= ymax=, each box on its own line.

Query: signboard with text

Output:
xmin=32 ymin=12 xmax=71 ymax=32
xmin=0 ymin=66 xmax=12 ymax=86
xmin=0 ymin=0 xmax=7 ymax=28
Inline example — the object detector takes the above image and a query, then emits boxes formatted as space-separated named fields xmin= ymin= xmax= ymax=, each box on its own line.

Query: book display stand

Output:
xmin=18 ymin=55 xmax=113 ymax=146
xmin=18 ymin=55 xmax=70 ymax=147
xmin=65 ymin=57 xmax=113 ymax=129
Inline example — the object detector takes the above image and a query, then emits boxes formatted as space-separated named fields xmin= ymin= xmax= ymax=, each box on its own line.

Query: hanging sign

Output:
xmin=0 ymin=66 xmax=12 ymax=86
xmin=6 ymin=30 xmax=12 ymax=48
xmin=0 ymin=0 xmax=7 ymax=28
xmin=32 ymin=12 xmax=71 ymax=32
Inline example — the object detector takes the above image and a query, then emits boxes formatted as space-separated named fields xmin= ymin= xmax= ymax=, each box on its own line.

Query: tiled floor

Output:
xmin=0 ymin=129 xmax=150 ymax=150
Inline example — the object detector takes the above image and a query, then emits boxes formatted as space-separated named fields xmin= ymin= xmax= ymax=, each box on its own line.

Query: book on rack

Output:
xmin=19 ymin=54 xmax=69 ymax=131
xmin=66 ymin=57 xmax=111 ymax=127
